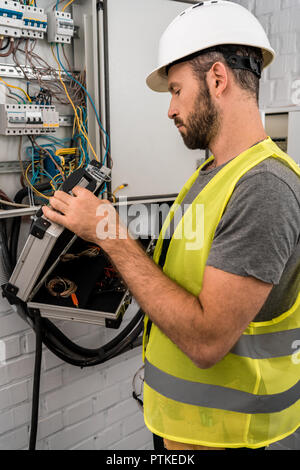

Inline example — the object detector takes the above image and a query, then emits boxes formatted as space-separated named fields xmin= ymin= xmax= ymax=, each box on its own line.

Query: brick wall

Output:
xmin=235 ymin=0 xmax=300 ymax=108
xmin=0 ymin=297 xmax=152 ymax=450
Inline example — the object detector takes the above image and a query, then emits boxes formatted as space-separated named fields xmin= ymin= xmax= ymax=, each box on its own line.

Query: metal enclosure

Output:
xmin=262 ymin=106 xmax=300 ymax=164
xmin=101 ymin=0 xmax=205 ymax=198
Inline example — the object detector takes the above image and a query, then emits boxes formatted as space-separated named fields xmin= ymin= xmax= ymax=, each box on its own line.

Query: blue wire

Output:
xmin=9 ymin=91 xmax=26 ymax=104
xmin=35 ymin=135 xmax=72 ymax=146
xmin=55 ymin=43 xmax=110 ymax=165
xmin=99 ymin=184 xmax=107 ymax=196
xmin=56 ymin=0 xmax=60 ymax=11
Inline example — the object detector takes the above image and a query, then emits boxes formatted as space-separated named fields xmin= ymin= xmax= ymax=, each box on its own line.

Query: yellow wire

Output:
xmin=56 ymin=148 xmax=77 ymax=156
xmin=113 ymin=184 xmax=128 ymax=198
xmin=50 ymin=172 xmax=64 ymax=191
xmin=72 ymin=112 xmax=76 ymax=137
xmin=0 ymin=78 xmax=32 ymax=103
xmin=29 ymin=0 xmax=35 ymax=4
xmin=78 ymin=139 xmax=86 ymax=169
xmin=25 ymin=164 xmax=51 ymax=201
xmin=62 ymin=0 xmax=75 ymax=12
xmin=50 ymin=45 xmax=99 ymax=162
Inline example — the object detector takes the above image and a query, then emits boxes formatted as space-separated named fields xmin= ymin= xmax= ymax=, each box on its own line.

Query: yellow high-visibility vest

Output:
xmin=142 ymin=137 xmax=300 ymax=449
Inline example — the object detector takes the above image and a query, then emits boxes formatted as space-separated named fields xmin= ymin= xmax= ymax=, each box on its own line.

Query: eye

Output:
xmin=175 ymin=89 xmax=181 ymax=96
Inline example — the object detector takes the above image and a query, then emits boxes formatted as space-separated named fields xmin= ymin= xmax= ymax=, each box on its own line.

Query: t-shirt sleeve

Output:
xmin=206 ymin=172 xmax=300 ymax=285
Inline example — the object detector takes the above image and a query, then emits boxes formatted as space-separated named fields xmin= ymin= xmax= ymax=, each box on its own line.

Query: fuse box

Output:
xmin=47 ymin=10 xmax=74 ymax=44
xmin=0 ymin=104 xmax=59 ymax=135
xmin=0 ymin=0 xmax=23 ymax=38
xmin=21 ymin=4 xmax=47 ymax=39
xmin=0 ymin=1 xmax=47 ymax=39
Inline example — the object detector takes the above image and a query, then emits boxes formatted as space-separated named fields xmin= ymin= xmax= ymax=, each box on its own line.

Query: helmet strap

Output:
xmin=222 ymin=53 xmax=262 ymax=79
xmin=166 ymin=48 xmax=262 ymax=79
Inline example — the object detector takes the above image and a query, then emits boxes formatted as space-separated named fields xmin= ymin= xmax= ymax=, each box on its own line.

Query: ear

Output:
xmin=206 ymin=61 xmax=229 ymax=99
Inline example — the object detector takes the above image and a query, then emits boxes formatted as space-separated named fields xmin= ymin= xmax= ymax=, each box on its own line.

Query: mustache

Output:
xmin=174 ymin=118 xmax=185 ymax=128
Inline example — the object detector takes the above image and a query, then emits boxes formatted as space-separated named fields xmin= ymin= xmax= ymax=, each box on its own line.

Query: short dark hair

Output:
xmin=189 ymin=44 xmax=263 ymax=103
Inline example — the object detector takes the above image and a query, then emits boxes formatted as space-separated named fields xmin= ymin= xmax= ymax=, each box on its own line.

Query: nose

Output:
xmin=168 ymin=97 xmax=178 ymax=120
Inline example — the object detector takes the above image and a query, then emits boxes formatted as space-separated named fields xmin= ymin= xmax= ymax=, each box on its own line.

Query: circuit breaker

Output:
xmin=47 ymin=10 xmax=74 ymax=44
xmin=0 ymin=103 xmax=59 ymax=135
xmin=21 ymin=4 xmax=47 ymax=39
xmin=0 ymin=0 xmax=23 ymax=38
xmin=0 ymin=1 xmax=47 ymax=39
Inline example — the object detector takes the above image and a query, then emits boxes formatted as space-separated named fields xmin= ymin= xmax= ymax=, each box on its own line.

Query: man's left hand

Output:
xmin=42 ymin=186 xmax=127 ymax=248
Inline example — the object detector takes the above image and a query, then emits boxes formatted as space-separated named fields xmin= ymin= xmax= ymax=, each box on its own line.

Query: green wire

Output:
xmin=9 ymin=91 xmax=26 ymax=104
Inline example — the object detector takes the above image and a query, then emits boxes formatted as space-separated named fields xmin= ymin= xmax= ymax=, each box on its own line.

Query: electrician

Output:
xmin=43 ymin=1 xmax=300 ymax=451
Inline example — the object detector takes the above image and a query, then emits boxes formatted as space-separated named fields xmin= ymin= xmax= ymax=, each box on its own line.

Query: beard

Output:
xmin=174 ymin=80 xmax=221 ymax=150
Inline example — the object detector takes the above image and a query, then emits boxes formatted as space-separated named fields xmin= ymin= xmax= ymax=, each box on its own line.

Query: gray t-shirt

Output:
xmin=182 ymin=156 xmax=300 ymax=323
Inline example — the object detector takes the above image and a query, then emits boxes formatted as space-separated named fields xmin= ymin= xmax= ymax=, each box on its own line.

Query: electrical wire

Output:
xmin=0 ymin=37 xmax=10 ymax=51
xmin=30 ymin=136 xmax=66 ymax=182
xmin=0 ymin=199 xmax=30 ymax=208
xmin=28 ymin=309 xmax=42 ymax=451
xmin=132 ymin=365 xmax=144 ymax=411
xmin=62 ymin=0 xmax=75 ymax=12
xmin=0 ymin=219 xmax=12 ymax=280
xmin=12 ymin=39 xmax=85 ymax=107
xmin=51 ymin=44 xmax=100 ymax=163
xmin=0 ymin=77 xmax=32 ymax=102
xmin=57 ymin=44 xmax=110 ymax=165
xmin=9 ymin=90 xmax=26 ymax=104
xmin=24 ymin=164 xmax=51 ymax=201
xmin=113 ymin=184 xmax=128 ymax=200
xmin=0 ymin=38 xmax=14 ymax=58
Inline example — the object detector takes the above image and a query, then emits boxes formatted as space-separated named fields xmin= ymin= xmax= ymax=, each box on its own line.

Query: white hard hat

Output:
xmin=146 ymin=0 xmax=275 ymax=92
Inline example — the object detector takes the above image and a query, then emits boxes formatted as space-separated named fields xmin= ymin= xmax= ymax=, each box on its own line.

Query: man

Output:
xmin=43 ymin=1 xmax=300 ymax=451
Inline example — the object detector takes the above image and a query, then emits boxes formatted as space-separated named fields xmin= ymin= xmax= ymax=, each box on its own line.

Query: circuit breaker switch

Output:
xmin=0 ymin=104 xmax=59 ymax=135
xmin=0 ymin=0 xmax=23 ymax=38
xmin=21 ymin=5 xmax=47 ymax=39
xmin=47 ymin=10 xmax=74 ymax=44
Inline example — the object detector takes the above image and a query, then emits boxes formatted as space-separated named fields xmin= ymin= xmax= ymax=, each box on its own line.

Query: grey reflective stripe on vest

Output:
xmin=144 ymin=359 xmax=300 ymax=414
xmin=231 ymin=328 xmax=300 ymax=359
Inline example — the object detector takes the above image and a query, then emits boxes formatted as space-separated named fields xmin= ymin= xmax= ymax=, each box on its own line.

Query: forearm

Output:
xmin=102 ymin=235 xmax=210 ymax=366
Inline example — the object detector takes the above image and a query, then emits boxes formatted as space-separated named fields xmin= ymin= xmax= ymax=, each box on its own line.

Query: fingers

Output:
xmin=71 ymin=186 xmax=89 ymax=197
xmin=42 ymin=205 xmax=66 ymax=226
xmin=53 ymin=190 xmax=73 ymax=204
xmin=48 ymin=196 xmax=68 ymax=215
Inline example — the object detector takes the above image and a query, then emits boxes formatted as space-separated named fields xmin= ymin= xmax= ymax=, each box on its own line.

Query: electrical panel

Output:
xmin=0 ymin=103 xmax=59 ymax=135
xmin=0 ymin=1 xmax=47 ymax=39
xmin=262 ymin=107 xmax=300 ymax=165
xmin=21 ymin=4 xmax=47 ymax=39
xmin=47 ymin=10 xmax=74 ymax=44
xmin=0 ymin=0 xmax=23 ymax=38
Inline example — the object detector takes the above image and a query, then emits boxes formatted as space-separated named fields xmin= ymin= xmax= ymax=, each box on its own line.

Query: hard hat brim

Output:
xmin=146 ymin=47 xmax=275 ymax=93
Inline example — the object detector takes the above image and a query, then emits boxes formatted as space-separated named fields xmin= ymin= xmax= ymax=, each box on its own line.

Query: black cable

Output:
xmin=28 ymin=310 xmax=42 ymax=451
xmin=38 ymin=308 xmax=144 ymax=367
xmin=0 ymin=38 xmax=10 ymax=51
xmin=0 ymin=219 xmax=12 ymax=279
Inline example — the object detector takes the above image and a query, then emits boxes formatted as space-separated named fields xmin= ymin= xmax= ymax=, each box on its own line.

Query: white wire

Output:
xmin=132 ymin=365 xmax=145 ymax=412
